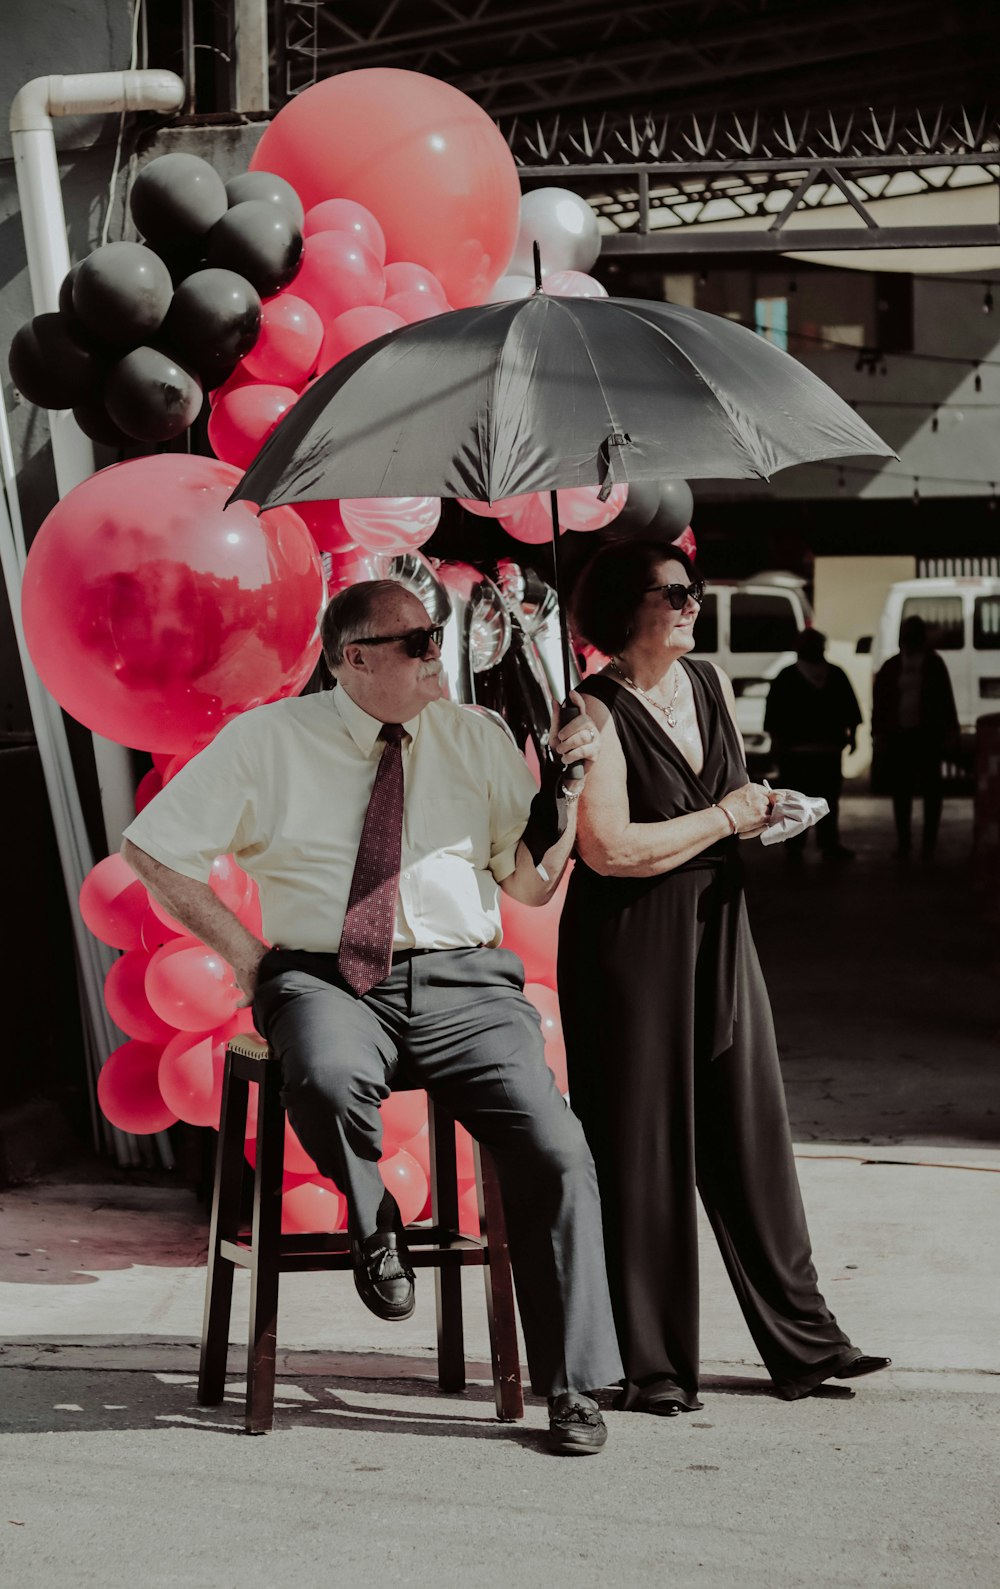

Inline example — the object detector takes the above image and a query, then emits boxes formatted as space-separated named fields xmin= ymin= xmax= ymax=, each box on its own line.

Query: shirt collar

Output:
xmin=332 ymin=685 xmax=421 ymax=754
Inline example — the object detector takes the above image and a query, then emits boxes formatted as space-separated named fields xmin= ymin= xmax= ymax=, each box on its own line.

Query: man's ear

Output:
xmin=341 ymin=644 xmax=368 ymax=673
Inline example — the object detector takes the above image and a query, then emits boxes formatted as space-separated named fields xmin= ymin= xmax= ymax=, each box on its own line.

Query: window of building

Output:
xmin=900 ymin=596 xmax=964 ymax=650
xmin=730 ymin=593 xmax=799 ymax=653
xmin=755 ymin=296 xmax=788 ymax=351
xmin=973 ymin=596 xmax=1000 ymax=650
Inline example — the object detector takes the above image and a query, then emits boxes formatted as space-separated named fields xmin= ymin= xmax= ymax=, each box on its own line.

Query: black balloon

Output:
xmin=73 ymin=242 xmax=174 ymax=348
xmin=225 ymin=170 xmax=305 ymax=228
xmin=104 ymin=346 xmax=203 ymax=442
xmin=130 ymin=152 xmax=228 ymax=247
xmin=646 ymin=479 xmax=694 ymax=536
xmin=9 ymin=313 xmax=106 ymax=409
xmin=150 ymin=234 xmax=208 ymax=288
xmin=58 ymin=263 xmax=81 ymax=319
xmin=72 ymin=400 xmax=133 ymax=448
xmin=162 ymin=268 xmax=261 ymax=382
xmin=614 ymin=476 xmax=661 ymax=533
xmin=206 ymin=201 xmax=303 ymax=297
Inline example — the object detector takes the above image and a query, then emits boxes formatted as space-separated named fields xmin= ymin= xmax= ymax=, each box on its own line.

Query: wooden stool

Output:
xmin=198 ymin=1033 xmax=524 ymax=1434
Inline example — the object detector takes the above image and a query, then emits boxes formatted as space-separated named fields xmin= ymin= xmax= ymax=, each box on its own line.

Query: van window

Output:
xmin=900 ymin=596 xmax=963 ymax=650
xmin=691 ymin=592 xmax=718 ymax=653
xmin=730 ymin=593 xmax=799 ymax=653
xmin=973 ymin=596 xmax=1000 ymax=650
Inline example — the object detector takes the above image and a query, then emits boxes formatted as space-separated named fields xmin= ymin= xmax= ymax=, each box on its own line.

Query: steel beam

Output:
xmin=601 ymin=224 xmax=1000 ymax=254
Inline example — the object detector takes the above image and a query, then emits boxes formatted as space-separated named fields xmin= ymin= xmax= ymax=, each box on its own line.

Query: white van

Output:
xmin=869 ymin=577 xmax=1000 ymax=753
xmin=690 ymin=573 xmax=812 ymax=771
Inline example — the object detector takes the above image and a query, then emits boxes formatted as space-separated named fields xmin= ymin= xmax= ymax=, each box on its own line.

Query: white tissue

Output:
xmin=760 ymin=787 xmax=830 ymax=846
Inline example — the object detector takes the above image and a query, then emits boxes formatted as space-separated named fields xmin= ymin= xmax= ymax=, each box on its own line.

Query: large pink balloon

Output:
xmin=290 ymin=232 xmax=385 ymax=323
xmin=555 ymin=483 xmax=628 ymax=533
xmin=21 ymin=455 xmax=324 ymax=752
xmin=282 ymin=1182 xmax=347 ymax=1234
xmin=208 ymin=382 xmax=298 ymax=470
xmin=382 ymin=290 xmax=446 ymax=326
xmin=380 ymin=1148 xmax=429 ymax=1225
xmin=208 ymin=853 xmax=253 ymax=914
xmin=303 ymin=199 xmax=386 ymax=264
xmin=339 ymin=496 xmax=441 ymax=553
xmin=381 ymin=1091 xmax=427 ymax=1154
xmin=145 ymin=939 xmax=241 ymax=1032
xmin=158 ymin=1031 xmax=226 ymax=1127
xmin=250 ymin=69 xmax=521 ymax=307
xmin=316 ymin=305 xmax=404 ymax=378
xmin=241 ymin=294 xmax=323 ymax=386
xmin=500 ymin=868 xmax=571 ymax=987
xmin=79 ymin=854 xmax=149 ymax=950
xmin=383 ymin=262 xmax=447 ymax=301
xmin=98 ymin=1039 xmax=177 ymax=1134
xmin=524 ymin=983 xmax=568 ymax=1093
xmin=498 ymin=494 xmax=553 ymax=545
xmin=104 ymin=948 xmax=177 ymax=1044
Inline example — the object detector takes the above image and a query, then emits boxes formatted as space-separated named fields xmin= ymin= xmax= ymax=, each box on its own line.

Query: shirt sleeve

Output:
xmin=122 ymin=717 xmax=263 ymax=883
xmin=483 ymin=725 xmax=540 ymax=883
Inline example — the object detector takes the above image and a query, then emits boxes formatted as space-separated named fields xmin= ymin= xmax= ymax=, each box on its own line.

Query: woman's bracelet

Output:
xmin=714 ymin=802 xmax=738 ymax=837
xmin=560 ymin=778 xmax=585 ymax=805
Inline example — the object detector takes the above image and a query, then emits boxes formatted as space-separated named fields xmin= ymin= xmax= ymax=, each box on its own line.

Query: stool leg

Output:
xmin=245 ymin=1063 xmax=284 ymax=1434
xmin=198 ymin=1054 xmax=248 ymax=1407
xmin=428 ymin=1101 xmax=466 ymax=1393
xmin=476 ymin=1143 xmax=524 ymax=1423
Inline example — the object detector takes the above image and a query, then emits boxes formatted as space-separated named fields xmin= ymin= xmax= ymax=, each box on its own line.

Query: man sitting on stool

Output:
xmin=123 ymin=579 xmax=623 ymax=1455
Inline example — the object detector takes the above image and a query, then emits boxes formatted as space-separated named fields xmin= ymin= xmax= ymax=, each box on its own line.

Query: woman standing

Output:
xmin=558 ymin=536 xmax=888 ymax=1414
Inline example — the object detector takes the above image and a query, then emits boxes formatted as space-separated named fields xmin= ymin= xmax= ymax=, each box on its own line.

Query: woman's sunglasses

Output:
xmin=645 ymin=580 xmax=706 ymax=611
xmin=355 ymin=624 xmax=444 ymax=659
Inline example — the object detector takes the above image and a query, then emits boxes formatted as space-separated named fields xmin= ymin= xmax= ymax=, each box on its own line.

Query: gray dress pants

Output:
xmin=252 ymin=944 xmax=623 ymax=1400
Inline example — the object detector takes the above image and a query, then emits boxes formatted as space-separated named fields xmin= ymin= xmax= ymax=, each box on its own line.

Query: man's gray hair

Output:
xmin=321 ymin=580 xmax=402 ymax=670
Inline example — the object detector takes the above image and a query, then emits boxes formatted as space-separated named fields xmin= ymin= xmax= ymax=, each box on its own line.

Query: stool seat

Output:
xmin=198 ymin=1033 xmax=524 ymax=1433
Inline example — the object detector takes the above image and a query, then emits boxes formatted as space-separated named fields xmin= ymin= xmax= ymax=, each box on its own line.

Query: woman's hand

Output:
xmin=719 ymin=782 xmax=775 ymax=839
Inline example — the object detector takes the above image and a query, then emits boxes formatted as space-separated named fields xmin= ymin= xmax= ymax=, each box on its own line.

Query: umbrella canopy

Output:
xmin=232 ymin=293 xmax=892 ymax=512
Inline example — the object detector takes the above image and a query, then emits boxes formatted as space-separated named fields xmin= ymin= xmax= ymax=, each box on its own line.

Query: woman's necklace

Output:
xmin=610 ymin=658 xmax=682 ymax=728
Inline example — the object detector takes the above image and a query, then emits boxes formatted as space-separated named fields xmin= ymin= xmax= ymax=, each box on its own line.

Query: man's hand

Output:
xmin=552 ymin=690 xmax=601 ymax=782
xmin=233 ymin=942 xmax=272 ymax=1006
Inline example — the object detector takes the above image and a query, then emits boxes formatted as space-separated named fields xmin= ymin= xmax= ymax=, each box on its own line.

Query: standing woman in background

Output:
xmin=558 ymin=536 xmax=889 ymax=1415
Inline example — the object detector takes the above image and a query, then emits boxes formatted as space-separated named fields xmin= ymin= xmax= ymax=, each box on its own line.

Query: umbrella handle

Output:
xmin=559 ymin=698 xmax=586 ymax=782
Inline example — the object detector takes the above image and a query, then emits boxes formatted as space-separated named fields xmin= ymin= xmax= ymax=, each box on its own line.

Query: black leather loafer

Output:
xmin=547 ymin=1393 xmax=608 ymax=1455
xmin=833 ymin=1354 xmax=892 ymax=1380
xmin=351 ymin=1230 xmax=415 ymax=1321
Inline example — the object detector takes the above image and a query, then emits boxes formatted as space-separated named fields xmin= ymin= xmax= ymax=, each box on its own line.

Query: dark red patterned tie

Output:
xmin=338 ymin=722 xmax=406 ymax=997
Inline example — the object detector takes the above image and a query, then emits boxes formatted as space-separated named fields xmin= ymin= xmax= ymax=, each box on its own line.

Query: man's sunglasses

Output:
xmin=645 ymin=580 xmax=706 ymax=611
xmin=354 ymin=624 xmax=444 ymax=659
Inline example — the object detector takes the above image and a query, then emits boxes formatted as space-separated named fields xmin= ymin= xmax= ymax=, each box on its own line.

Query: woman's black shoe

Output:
xmin=351 ymin=1230 xmax=415 ymax=1321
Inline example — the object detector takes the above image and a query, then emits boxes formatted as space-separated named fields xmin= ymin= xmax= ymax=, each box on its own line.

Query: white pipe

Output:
xmin=10 ymin=70 xmax=186 ymax=854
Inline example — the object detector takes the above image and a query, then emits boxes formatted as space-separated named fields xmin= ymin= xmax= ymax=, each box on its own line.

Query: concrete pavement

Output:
xmin=0 ymin=794 xmax=997 ymax=1587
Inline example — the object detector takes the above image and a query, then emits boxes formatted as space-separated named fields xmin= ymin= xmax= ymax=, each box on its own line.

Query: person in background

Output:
xmin=871 ymin=613 xmax=959 ymax=860
xmin=764 ymin=629 xmax=862 ymax=862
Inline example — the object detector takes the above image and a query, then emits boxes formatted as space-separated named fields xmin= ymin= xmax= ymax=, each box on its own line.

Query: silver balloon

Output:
xmin=485 ymin=274 xmax=535 ymax=304
xmin=509 ymin=188 xmax=602 ymax=278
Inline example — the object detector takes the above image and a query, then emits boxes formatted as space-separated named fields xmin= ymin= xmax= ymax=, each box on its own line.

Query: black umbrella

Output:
xmin=232 ymin=280 xmax=892 ymax=697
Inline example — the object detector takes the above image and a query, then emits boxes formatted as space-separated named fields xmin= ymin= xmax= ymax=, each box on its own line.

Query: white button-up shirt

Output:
xmin=123 ymin=686 xmax=538 ymax=954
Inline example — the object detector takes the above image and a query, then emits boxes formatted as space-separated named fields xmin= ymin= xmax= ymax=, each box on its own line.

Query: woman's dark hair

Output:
xmin=570 ymin=536 xmax=699 ymax=656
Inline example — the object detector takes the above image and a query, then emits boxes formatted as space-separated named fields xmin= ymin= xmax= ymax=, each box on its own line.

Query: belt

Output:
xmin=390 ymin=947 xmax=439 ymax=964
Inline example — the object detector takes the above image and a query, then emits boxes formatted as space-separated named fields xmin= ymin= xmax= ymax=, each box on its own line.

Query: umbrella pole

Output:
xmin=547 ymin=488 xmax=573 ymax=699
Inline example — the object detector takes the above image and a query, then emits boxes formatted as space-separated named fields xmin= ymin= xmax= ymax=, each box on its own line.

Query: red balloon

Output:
xmin=383 ymin=262 xmax=447 ymax=301
xmin=290 ymin=231 xmax=385 ymax=324
xmin=381 ymin=1091 xmax=427 ymax=1154
xmin=104 ymin=948 xmax=177 ymax=1044
xmin=208 ymin=361 xmax=257 ymax=407
xmin=250 ymin=69 xmax=521 ymax=307
xmin=21 ymin=455 xmax=323 ymax=752
xmin=339 ymin=496 xmax=441 ymax=553
xmin=281 ymin=1181 xmax=347 ymax=1233
xmin=145 ymin=939 xmax=241 ymax=1032
xmin=208 ymin=853 xmax=253 ymax=914
xmin=380 ymin=1148 xmax=429 ymax=1225
xmin=555 ymin=483 xmax=628 ymax=533
xmin=674 ymin=526 xmax=698 ymax=559
xmin=382 ymin=290 xmax=446 ymax=326
xmin=399 ymin=1121 xmax=430 ymax=1175
xmin=140 ymin=904 xmax=184 ymax=952
xmin=295 ymin=500 xmax=356 ymax=554
xmin=316 ymin=305 xmax=404 ymax=377
xmin=97 ymin=1039 xmax=176 ymax=1134
xmin=134 ymin=767 xmax=162 ymax=814
xmin=79 ymin=854 xmax=149 ymax=950
xmin=456 ymin=496 xmax=504 ymax=519
xmin=241 ymin=294 xmax=323 ymax=386
xmin=208 ymin=382 xmax=298 ymax=470
xmin=524 ymin=982 xmax=568 ymax=1093
xmin=500 ymin=867 xmax=571 ymax=987
xmin=303 ymin=199 xmax=386 ymax=264
xmin=498 ymin=494 xmax=553 ymax=545
xmin=284 ymin=1121 xmax=319 ymax=1175
xmin=158 ymin=1030 xmax=226 ymax=1127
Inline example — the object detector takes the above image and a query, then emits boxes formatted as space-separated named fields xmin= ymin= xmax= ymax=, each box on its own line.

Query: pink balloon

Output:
xmin=383 ymin=262 xmax=447 ymax=301
xmin=208 ymin=853 xmax=253 ymax=914
xmin=290 ymin=231 xmax=385 ymax=323
xmin=285 ymin=1121 xmax=320 ymax=1176
xmin=458 ymin=1184 xmax=481 ymax=1237
xmin=381 ymin=1091 xmax=428 ymax=1154
xmin=295 ymin=500 xmax=356 ymax=554
xmin=250 ymin=69 xmax=520 ymax=307
xmin=339 ymin=495 xmax=441 ymax=553
xmin=454 ymin=1123 xmax=477 ymax=1187
xmin=208 ymin=382 xmax=298 ymax=470
xmin=456 ymin=497 xmax=503 ymax=519
xmin=281 ymin=1182 xmax=347 ymax=1234
xmin=145 ymin=939 xmax=241 ymax=1032
xmin=79 ymin=854 xmax=149 ymax=950
xmin=140 ymin=904 xmax=183 ymax=952
xmin=327 ymin=546 xmax=382 ymax=595
xmin=498 ymin=494 xmax=553 ymax=545
xmin=500 ymin=867 xmax=571 ymax=987
xmin=242 ymin=294 xmax=323 ymax=386
xmin=158 ymin=1031 xmax=226 ymax=1127
xmin=244 ymin=1137 xmax=311 ymax=1192
xmin=382 ymin=290 xmax=446 ymax=325
xmin=134 ymin=767 xmax=162 ymax=814
xmin=20 ymin=455 xmax=324 ymax=753
xmin=316 ymin=305 xmax=404 ymax=377
xmin=104 ymin=948 xmax=177 ymax=1044
xmin=524 ymin=982 xmax=568 ymax=1093
xmin=380 ymin=1148 xmax=429 ymax=1225
xmin=674 ymin=526 xmax=698 ymax=559
xmin=97 ymin=1039 xmax=177 ymax=1134
xmin=545 ymin=271 xmax=608 ymax=298
xmin=208 ymin=361 xmax=257 ymax=408
xmin=555 ymin=483 xmax=628 ymax=533
xmin=399 ymin=1121 xmax=430 ymax=1175
xmin=303 ymin=199 xmax=386 ymax=264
